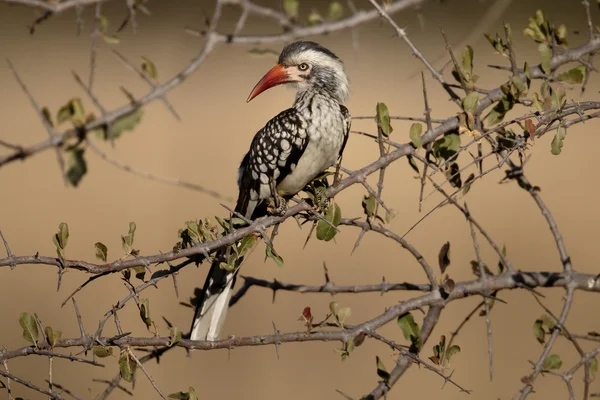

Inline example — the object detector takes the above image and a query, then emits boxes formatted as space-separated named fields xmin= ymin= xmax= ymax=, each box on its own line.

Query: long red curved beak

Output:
xmin=247 ymin=64 xmax=292 ymax=102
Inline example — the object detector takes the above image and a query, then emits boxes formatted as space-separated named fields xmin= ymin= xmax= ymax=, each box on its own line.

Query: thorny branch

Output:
xmin=1 ymin=1 xmax=600 ymax=399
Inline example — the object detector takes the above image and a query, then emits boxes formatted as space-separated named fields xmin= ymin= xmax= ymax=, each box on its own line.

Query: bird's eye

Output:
xmin=298 ymin=63 xmax=309 ymax=71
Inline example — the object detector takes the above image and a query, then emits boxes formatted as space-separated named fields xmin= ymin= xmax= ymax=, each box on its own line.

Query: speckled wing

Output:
xmin=235 ymin=108 xmax=308 ymax=220
xmin=339 ymin=104 xmax=351 ymax=159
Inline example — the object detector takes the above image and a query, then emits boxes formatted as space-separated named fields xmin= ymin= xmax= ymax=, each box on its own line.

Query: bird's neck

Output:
xmin=293 ymin=88 xmax=338 ymax=110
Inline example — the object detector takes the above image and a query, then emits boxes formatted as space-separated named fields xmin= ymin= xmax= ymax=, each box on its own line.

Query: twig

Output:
xmin=127 ymin=349 xmax=167 ymax=399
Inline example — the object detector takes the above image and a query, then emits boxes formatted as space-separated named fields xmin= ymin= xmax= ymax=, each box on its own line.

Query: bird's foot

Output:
xmin=267 ymin=191 xmax=288 ymax=216
xmin=314 ymin=187 xmax=330 ymax=212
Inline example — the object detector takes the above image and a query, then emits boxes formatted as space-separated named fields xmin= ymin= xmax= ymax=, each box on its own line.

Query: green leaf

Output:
xmin=328 ymin=1 xmax=344 ymax=20
xmin=110 ymin=109 xmax=144 ymax=139
xmin=362 ymin=194 xmax=377 ymax=218
xmin=538 ymin=43 xmax=552 ymax=74
xmin=336 ymin=307 xmax=351 ymax=327
xmin=118 ymin=352 xmax=137 ymax=382
xmin=169 ymin=327 xmax=182 ymax=347
xmin=56 ymin=98 xmax=85 ymax=125
xmin=141 ymin=56 xmax=158 ymax=80
xmin=316 ymin=202 xmax=341 ymax=241
xmin=66 ymin=147 xmax=87 ymax=187
xmin=533 ymin=319 xmax=545 ymax=344
xmin=95 ymin=242 xmax=108 ymax=262
xmin=498 ymin=245 xmax=507 ymax=274
xmin=397 ymin=312 xmax=420 ymax=348
xmin=487 ymin=98 xmax=513 ymax=126
xmin=591 ymin=357 xmax=598 ymax=380
xmin=307 ymin=9 xmax=323 ymax=25
xmin=532 ymin=93 xmax=544 ymax=112
xmin=551 ymin=126 xmax=566 ymax=155
xmin=99 ymin=14 xmax=109 ymax=33
xmin=41 ymin=107 xmax=53 ymax=127
xmin=542 ymin=354 xmax=562 ymax=370
xmin=93 ymin=345 xmax=113 ymax=358
xmin=447 ymin=345 xmax=461 ymax=361
xmin=432 ymin=133 xmax=461 ymax=160
xmin=376 ymin=356 xmax=390 ymax=382
xmin=103 ymin=34 xmax=120 ymax=44
xmin=236 ymin=235 xmax=255 ymax=258
xmin=461 ymin=92 xmax=479 ymax=113
xmin=168 ymin=387 xmax=197 ymax=400
xmin=44 ymin=326 xmax=61 ymax=347
xmin=409 ymin=123 xmax=423 ymax=149
xmin=265 ymin=245 xmax=284 ymax=267
xmin=53 ymin=222 xmax=69 ymax=250
xmin=19 ymin=312 xmax=39 ymax=347
xmin=121 ymin=222 xmax=136 ymax=252
xmin=558 ymin=65 xmax=586 ymax=84
xmin=375 ymin=102 xmax=393 ymax=137
xmin=282 ymin=0 xmax=299 ymax=18
xmin=462 ymin=45 xmax=474 ymax=78
xmin=139 ymin=298 xmax=152 ymax=328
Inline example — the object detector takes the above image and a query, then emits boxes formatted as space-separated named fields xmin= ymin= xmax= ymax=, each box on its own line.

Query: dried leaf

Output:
xmin=95 ymin=242 xmax=108 ymax=262
xmin=438 ymin=242 xmax=451 ymax=273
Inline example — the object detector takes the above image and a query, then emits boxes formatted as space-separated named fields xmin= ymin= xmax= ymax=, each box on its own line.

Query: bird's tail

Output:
xmin=189 ymin=250 xmax=243 ymax=341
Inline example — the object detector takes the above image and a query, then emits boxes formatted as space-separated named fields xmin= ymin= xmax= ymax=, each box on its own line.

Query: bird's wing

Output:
xmin=235 ymin=108 xmax=308 ymax=220
xmin=338 ymin=104 xmax=351 ymax=159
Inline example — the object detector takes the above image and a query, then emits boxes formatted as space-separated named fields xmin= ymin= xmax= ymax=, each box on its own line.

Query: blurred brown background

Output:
xmin=0 ymin=0 xmax=599 ymax=399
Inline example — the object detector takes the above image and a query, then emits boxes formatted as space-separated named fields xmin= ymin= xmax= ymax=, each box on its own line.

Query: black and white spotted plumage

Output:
xmin=190 ymin=41 xmax=351 ymax=341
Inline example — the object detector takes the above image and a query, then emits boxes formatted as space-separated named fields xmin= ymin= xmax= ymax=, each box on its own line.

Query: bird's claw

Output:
xmin=268 ymin=192 xmax=288 ymax=216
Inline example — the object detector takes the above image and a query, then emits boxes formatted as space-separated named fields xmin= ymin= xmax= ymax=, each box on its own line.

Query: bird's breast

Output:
xmin=277 ymin=96 xmax=345 ymax=195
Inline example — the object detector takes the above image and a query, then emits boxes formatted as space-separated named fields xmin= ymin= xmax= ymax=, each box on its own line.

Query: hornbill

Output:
xmin=190 ymin=41 xmax=351 ymax=341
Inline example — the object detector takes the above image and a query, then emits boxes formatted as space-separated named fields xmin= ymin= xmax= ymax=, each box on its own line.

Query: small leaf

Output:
xmin=409 ymin=123 xmax=423 ymax=149
xmin=307 ymin=9 xmax=323 ymax=25
xmin=558 ymin=65 xmax=586 ymax=84
xmin=110 ymin=109 xmax=144 ymax=139
xmin=56 ymin=98 xmax=85 ymax=125
xmin=139 ymin=298 xmax=152 ymax=328
xmin=141 ymin=56 xmax=158 ymax=80
xmin=362 ymin=194 xmax=377 ymax=218
xmin=54 ymin=222 xmax=69 ymax=250
xmin=329 ymin=301 xmax=339 ymax=316
xmin=169 ymin=327 xmax=182 ymax=347
xmin=66 ymin=148 xmax=87 ymax=187
xmin=118 ymin=351 xmax=137 ymax=382
xmin=316 ymin=202 xmax=341 ymax=241
xmin=328 ymin=1 xmax=344 ymax=20
xmin=498 ymin=245 xmax=507 ymax=274
xmin=19 ymin=312 xmax=39 ymax=347
xmin=376 ymin=356 xmax=390 ymax=382
xmin=525 ymin=119 xmax=535 ymax=139
xmin=462 ymin=92 xmax=479 ymax=113
xmin=375 ymin=102 xmax=393 ymax=137
xmin=44 ymin=326 xmax=61 ymax=347
xmin=397 ymin=312 xmax=420 ymax=348
xmin=533 ymin=319 xmax=545 ymax=344
xmin=462 ymin=45 xmax=474 ymax=78
xmin=538 ymin=43 xmax=552 ymax=74
xmin=590 ymin=357 xmax=598 ymax=380
xmin=237 ymin=235 xmax=255 ymax=258
xmin=42 ymin=107 xmax=53 ymax=127
xmin=551 ymin=126 xmax=566 ymax=155
xmin=95 ymin=242 xmax=108 ymax=262
xmin=103 ymin=34 xmax=120 ymax=44
xmin=265 ymin=245 xmax=284 ymax=267
xmin=282 ymin=0 xmax=299 ymax=18
xmin=542 ymin=354 xmax=562 ymax=370
xmin=447 ymin=345 xmax=461 ymax=361
xmin=93 ymin=345 xmax=113 ymax=358
xmin=336 ymin=307 xmax=352 ymax=327
xmin=438 ymin=242 xmax=451 ymax=273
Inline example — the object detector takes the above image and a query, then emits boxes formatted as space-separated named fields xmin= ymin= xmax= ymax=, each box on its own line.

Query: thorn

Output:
xmin=272 ymin=321 xmax=280 ymax=360
xmin=323 ymin=262 xmax=331 ymax=284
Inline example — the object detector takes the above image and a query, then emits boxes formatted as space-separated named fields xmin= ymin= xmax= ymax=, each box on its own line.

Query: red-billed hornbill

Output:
xmin=190 ymin=41 xmax=351 ymax=341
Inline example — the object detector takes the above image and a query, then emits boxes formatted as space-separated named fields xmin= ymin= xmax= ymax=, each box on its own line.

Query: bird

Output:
xmin=189 ymin=41 xmax=351 ymax=341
